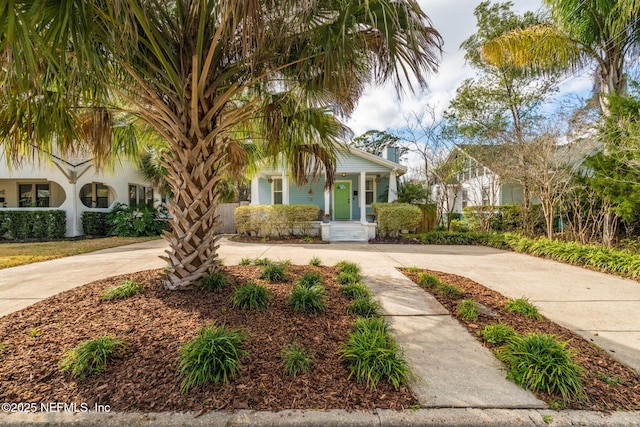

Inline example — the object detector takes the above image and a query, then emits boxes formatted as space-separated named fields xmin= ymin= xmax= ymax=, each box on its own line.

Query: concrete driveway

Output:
xmin=2 ymin=236 xmax=639 ymax=376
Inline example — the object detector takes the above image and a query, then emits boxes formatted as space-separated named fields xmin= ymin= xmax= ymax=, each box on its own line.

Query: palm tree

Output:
xmin=1 ymin=0 xmax=443 ymax=288
xmin=482 ymin=0 xmax=640 ymax=114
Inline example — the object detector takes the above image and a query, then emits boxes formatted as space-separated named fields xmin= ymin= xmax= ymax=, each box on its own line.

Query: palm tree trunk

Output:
xmin=161 ymin=138 xmax=225 ymax=289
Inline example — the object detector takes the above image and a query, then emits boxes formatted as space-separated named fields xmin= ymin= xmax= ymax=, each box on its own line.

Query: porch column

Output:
xmin=388 ymin=170 xmax=398 ymax=202
xmin=359 ymin=171 xmax=366 ymax=224
xmin=324 ymin=187 xmax=331 ymax=218
xmin=282 ymin=171 xmax=290 ymax=205
xmin=250 ymin=176 xmax=260 ymax=205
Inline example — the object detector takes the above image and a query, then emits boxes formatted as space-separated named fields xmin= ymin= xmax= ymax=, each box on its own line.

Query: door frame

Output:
xmin=332 ymin=180 xmax=352 ymax=220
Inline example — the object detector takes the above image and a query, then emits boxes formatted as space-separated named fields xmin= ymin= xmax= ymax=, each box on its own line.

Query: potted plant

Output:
xmin=323 ymin=213 xmax=331 ymax=223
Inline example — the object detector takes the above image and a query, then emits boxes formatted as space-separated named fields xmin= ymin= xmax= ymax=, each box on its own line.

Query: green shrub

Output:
xmin=101 ymin=280 xmax=144 ymax=301
xmin=457 ymin=299 xmax=480 ymax=321
xmin=197 ymin=271 xmax=229 ymax=291
xmin=231 ymin=282 xmax=271 ymax=310
xmin=436 ymin=283 xmax=463 ymax=298
xmin=405 ymin=267 xmax=421 ymax=273
xmin=505 ymin=298 xmax=542 ymax=320
xmin=239 ymin=258 xmax=253 ymax=266
xmin=81 ymin=211 xmax=110 ymax=236
xmin=372 ymin=203 xmax=422 ymax=237
xmin=341 ymin=282 xmax=371 ymax=300
xmin=178 ymin=325 xmax=247 ymax=394
xmin=0 ymin=210 xmax=66 ymax=240
xmin=449 ymin=219 xmax=469 ymax=232
xmin=347 ymin=297 xmax=382 ymax=317
xmin=296 ymin=271 xmax=323 ymax=288
xmin=235 ymin=204 xmax=319 ymax=237
xmin=60 ymin=336 xmax=125 ymax=380
xmin=253 ymin=257 xmax=272 ymax=266
xmin=308 ymin=257 xmax=322 ymax=266
xmin=497 ymin=333 xmax=586 ymax=402
xmin=338 ymin=317 xmax=411 ymax=390
xmin=107 ymin=203 xmax=167 ymax=237
xmin=336 ymin=271 xmax=361 ymax=285
xmin=336 ymin=261 xmax=361 ymax=275
xmin=417 ymin=273 xmax=441 ymax=288
xmin=282 ymin=342 xmax=313 ymax=376
xmin=482 ymin=323 xmax=517 ymax=345
xmin=288 ymin=284 xmax=325 ymax=313
xmin=260 ymin=263 xmax=287 ymax=282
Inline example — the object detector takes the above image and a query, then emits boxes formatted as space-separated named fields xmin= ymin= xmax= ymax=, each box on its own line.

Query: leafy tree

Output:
xmin=351 ymin=130 xmax=406 ymax=159
xmin=444 ymin=1 xmax=558 ymax=231
xmin=482 ymin=0 xmax=640 ymax=114
xmin=1 ymin=0 xmax=443 ymax=289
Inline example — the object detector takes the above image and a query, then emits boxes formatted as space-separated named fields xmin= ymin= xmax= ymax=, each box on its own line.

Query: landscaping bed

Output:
xmin=0 ymin=265 xmax=414 ymax=412
xmin=401 ymin=268 xmax=640 ymax=411
xmin=229 ymin=235 xmax=327 ymax=244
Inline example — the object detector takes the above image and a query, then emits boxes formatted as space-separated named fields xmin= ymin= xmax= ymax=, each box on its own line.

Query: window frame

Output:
xmin=271 ymin=177 xmax=283 ymax=205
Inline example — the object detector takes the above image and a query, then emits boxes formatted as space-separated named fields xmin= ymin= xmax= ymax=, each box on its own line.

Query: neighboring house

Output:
xmin=432 ymin=144 xmax=526 ymax=219
xmin=249 ymin=144 xmax=406 ymax=241
xmin=0 ymin=151 xmax=161 ymax=237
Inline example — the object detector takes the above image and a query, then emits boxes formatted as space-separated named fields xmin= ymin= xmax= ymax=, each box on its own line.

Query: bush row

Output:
xmin=0 ymin=210 xmax=66 ymax=240
xmin=462 ymin=204 xmax=545 ymax=234
xmin=417 ymin=231 xmax=640 ymax=279
xmin=235 ymin=205 xmax=319 ymax=237
xmin=372 ymin=203 xmax=421 ymax=237
xmin=81 ymin=203 xmax=167 ymax=237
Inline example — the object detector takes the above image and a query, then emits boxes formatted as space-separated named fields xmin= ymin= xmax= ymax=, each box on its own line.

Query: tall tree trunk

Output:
xmin=161 ymin=138 xmax=225 ymax=289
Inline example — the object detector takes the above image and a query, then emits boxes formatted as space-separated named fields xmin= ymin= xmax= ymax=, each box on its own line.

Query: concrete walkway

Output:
xmin=1 ymin=237 xmax=639 ymax=425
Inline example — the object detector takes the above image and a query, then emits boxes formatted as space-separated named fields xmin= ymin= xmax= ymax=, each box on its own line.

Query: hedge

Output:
xmin=463 ymin=204 xmax=545 ymax=233
xmin=372 ymin=203 xmax=421 ymax=238
xmin=81 ymin=211 xmax=110 ymax=236
xmin=0 ymin=210 xmax=66 ymax=240
xmin=235 ymin=205 xmax=320 ymax=237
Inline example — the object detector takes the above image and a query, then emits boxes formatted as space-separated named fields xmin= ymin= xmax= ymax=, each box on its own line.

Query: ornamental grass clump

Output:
xmin=347 ymin=296 xmax=382 ymax=318
xmin=60 ymin=336 xmax=125 ymax=380
xmin=482 ymin=323 xmax=517 ymax=345
xmin=282 ymin=342 xmax=313 ymax=376
xmin=197 ymin=271 xmax=229 ymax=291
xmin=336 ymin=271 xmax=361 ymax=285
xmin=260 ymin=262 xmax=288 ymax=282
xmin=101 ymin=280 xmax=144 ymax=301
xmin=338 ymin=317 xmax=411 ymax=390
xmin=457 ymin=299 xmax=480 ymax=321
xmin=288 ymin=284 xmax=326 ymax=314
xmin=296 ymin=271 xmax=323 ymax=289
xmin=336 ymin=261 xmax=361 ymax=275
xmin=308 ymin=257 xmax=322 ymax=266
xmin=497 ymin=333 xmax=586 ymax=402
xmin=417 ymin=273 xmax=440 ymax=288
xmin=435 ymin=283 xmax=463 ymax=298
xmin=341 ymin=282 xmax=371 ymax=300
xmin=178 ymin=325 xmax=247 ymax=394
xmin=231 ymin=282 xmax=271 ymax=310
xmin=505 ymin=297 xmax=542 ymax=320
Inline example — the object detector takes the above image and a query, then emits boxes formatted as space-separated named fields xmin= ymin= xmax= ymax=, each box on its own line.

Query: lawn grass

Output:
xmin=0 ymin=236 xmax=160 ymax=269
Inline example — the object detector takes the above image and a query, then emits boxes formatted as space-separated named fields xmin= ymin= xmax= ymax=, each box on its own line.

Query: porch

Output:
xmin=321 ymin=220 xmax=376 ymax=242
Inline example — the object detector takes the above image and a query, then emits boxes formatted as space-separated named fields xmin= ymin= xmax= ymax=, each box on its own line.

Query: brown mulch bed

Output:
xmin=0 ymin=265 xmax=415 ymax=413
xmin=401 ymin=268 xmax=640 ymax=411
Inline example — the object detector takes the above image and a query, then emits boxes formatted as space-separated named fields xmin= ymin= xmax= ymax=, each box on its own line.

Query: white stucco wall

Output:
xmin=0 ymin=157 xmax=160 ymax=237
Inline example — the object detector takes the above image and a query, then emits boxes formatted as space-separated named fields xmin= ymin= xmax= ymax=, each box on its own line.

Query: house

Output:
xmin=431 ymin=144 xmax=528 ymax=223
xmin=0 ymin=151 xmax=161 ymax=237
xmin=249 ymin=144 xmax=407 ymax=241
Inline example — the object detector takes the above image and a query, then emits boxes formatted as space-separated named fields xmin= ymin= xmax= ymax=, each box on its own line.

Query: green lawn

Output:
xmin=0 ymin=236 xmax=161 ymax=269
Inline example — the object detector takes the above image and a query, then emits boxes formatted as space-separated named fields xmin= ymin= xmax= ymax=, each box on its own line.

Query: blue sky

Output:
xmin=345 ymin=0 xmax=594 ymax=137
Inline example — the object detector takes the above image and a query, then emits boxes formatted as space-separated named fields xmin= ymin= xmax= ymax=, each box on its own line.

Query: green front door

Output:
xmin=334 ymin=182 xmax=351 ymax=220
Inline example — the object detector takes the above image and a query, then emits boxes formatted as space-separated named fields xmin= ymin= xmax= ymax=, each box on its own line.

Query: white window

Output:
xmin=462 ymin=189 xmax=469 ymax=209
xmin=365 ymin=179 xmax=375 ymax=206
xmin=129 ymin=184 xmax=154 ymax=207
xmin=272 ymin=178 xmax=283 ymax=205
xmin=19 ymin=183 xmax=49 ymax=207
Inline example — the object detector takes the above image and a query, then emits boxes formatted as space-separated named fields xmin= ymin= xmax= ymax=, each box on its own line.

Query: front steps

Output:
xmin=321 ymin=221 xmax=376 ymax=242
